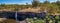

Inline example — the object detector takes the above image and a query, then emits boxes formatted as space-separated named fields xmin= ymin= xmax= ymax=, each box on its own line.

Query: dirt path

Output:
xmin=18 ymin=20 xmax=27 ymax=23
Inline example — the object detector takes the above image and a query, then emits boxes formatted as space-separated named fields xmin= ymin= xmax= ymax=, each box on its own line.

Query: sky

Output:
xmin=0 ymin=0 xmax=57 ymax=4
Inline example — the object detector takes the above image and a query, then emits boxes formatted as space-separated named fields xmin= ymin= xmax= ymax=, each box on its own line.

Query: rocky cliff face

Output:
xmin=0 ymin=11 xmax=46 ymax=21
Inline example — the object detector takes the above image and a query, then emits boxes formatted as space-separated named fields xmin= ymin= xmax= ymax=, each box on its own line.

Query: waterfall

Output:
xmin=15 ymin=11 xmax=18 ymax=23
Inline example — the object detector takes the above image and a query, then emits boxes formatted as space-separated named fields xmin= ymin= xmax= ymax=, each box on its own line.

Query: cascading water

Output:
xmin=15 ymin=11 xmax=18 ymax=23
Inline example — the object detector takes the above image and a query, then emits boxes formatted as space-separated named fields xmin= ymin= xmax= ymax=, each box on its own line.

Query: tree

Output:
xmin=0 ymin=4 xmax=5 ymax=7
xmin=56 ymin=1 xmax=60 ymax=6
xmin=26 ymin=3 xmax=29 ymax=8
xmin=26 ymin=3 xmax=28 ymax=5
xmin=55 ymin=1 xmax=60 ymax=13
xmin=46 ymin=4 xmax=58 ymax=14
xmin=51 ymin=2 xmax=55 ymax=4
xmin=44 ymin=0 xmax=50 ymax=4
xmin=32 ymin=0 xmax=39 ymax=8
xmin=40 ymin=3 xmax=58 ymax=14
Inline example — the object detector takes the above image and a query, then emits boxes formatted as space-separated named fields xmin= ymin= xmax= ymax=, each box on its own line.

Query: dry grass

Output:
xmin=19 ymin=8 xmax=41 ymax=13
xmin=0 ymin=7 xmax=41 ymax=13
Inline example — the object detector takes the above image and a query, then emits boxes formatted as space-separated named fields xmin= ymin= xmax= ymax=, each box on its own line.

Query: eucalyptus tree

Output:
xmin=46 ymin=4 xmax=58 ymax=14
xmin=0 ymin=4 xmax=5 ymax=7
xmin=56 ymin=0 xmax=60 ymax=13
xmin=56 ymin=0 xmax=60 ymax=6
xmin=32 ymin=0 xmax=39 ymax=8
xmin=43 ymin=0 xmax=50 ymax=4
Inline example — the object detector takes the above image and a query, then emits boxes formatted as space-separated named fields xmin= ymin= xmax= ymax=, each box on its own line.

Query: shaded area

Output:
xmin=0 ymin=11 xmax=46 ymax=21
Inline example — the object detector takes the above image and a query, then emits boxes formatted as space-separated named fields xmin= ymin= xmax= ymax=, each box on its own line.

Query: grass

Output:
xmin=0 ymin=18 xmax=60 ymax=23
xmin=27 ymin=18 xmax=44 ymax=23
